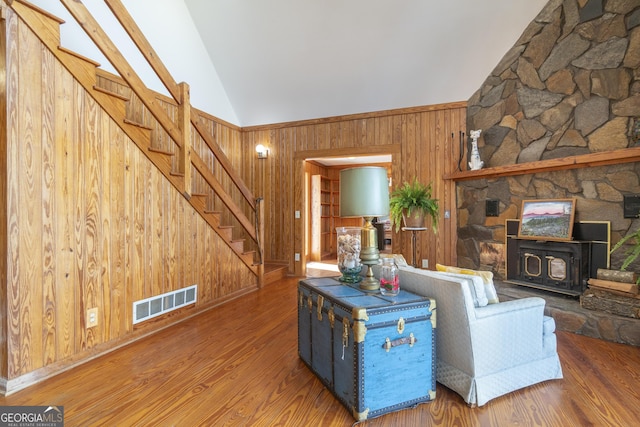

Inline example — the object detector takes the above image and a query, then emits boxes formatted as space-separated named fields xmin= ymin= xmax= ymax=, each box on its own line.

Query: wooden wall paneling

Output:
xmin=5 ymin=7 xmax=19 ymax=379
xmin=408 ymin=113 xmax=420 ymax=262
xmin=123 ymin=135 xmax=132 ymax=337
xmin=433 ymin=109 xmax=447 ymax=267
xmin=268 ymin=128 xmax=278 ymax=263
xmin=441 ymin=109 xmax=452 ymax=265
xmin=212 ymin=206 xmax=221 ymax=298
xmin=189 ymin=127 xmax=201 ymax=196
xmin=99 ymin=114 xmax=113 ymax=343
xmin=0 ymin=8 xmax=260 ymax=388
xmin=109 ymin=121 xmax=126 ymax=341
xmin=140 ymin=149 xmax=150 ymax=302
xmin=210 ymin=228 xmax=219 ymax=300
xmin=314 ymin=123 xmax=327 ymax=150
xmin=269 ymin=130 xmax=280 ymax=261
xmin=295 ymin=125 xmax=308 ymax=152
xmin=18 ymin=16 xmax=44 ymax=373
xmin=132 ymin=148 xmax=145 ymax=317
xmin=168 ymin=175 xmax=178 ymax=293
xmin=0 ymin=8 xmax=8 ymax=380
xmin=235 ymin=127 xmax=254 ymax=251
xmin=394 ymin=113 xmax=415 ymax=257
xmin=247 ymin=105 xmax=465 ymax=276
xmin=83 ymin=93 xmax=102 ymax=349
xmin=191 ymin=207 xmax=201 ymax=301
xmin=247 ymin=130 xmax=263 ymax=236
xmin=429 ymin=110 xmax=442 ymax=266
xmin=203 ymin=212 xmax=212 ymax=302
xmin=100 ymin=106 xmax=113 ymax=338
xmin=285 ymin=128 xmax=297 ymax=267
xmin=214 ymin=228 xmax=223 ymax=300
xmin=178 ymin=199 xmax=187 ymax=292
xmin=42 ymin=47 xmax=56 ymax=366
xmin=204 ymin=214 xmax=213 ymax=299
xmin=162 ymin=174 xmax=170 ymax=293
xmin=151 ymin=161 xmax=163 ymax=299
xmin=443 ymin=107 xmax=463 ymax=267
xmin=248 ymin=131 xmax=263 ymax=253
xmin=211 ymin=120 xmax=224 ymax=215
xmin=274 ymin=130 xmax=288 ymax=262
xmin=72 ymin=79 xmax=85 ymax=354
xmin=276 ymin=128 xmax=286 ymax=258
xmin=427 ymin=112 xmax=441 ymax=264
xmin=252 ymin=131 xmax=265 ymax=255
xmin=376 ymin=116 xmax=390 ymax=146
xmin=193 ymin=206 xmax=203 ymax=293
xmin=294 ymin=158 xmax=305 ymax=276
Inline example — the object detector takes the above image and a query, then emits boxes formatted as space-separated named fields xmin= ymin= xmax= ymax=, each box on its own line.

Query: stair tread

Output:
xmin=94 ymin=85 xmax=129 ymax=101
xmin=148 ymin=146 xmax=175 ymax=156
xmin=59 ymin=46 xmax=101 ymax=67
xmin=123 ymin=117 xmax=151 ymax=128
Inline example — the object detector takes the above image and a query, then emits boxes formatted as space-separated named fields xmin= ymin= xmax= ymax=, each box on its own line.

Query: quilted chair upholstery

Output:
xmin=391 ymin=266 xmax=563 ymax=406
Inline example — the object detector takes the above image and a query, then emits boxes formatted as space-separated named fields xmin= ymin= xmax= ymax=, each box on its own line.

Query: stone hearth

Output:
xmin=495 ymin=281 xmax=640 ymax=347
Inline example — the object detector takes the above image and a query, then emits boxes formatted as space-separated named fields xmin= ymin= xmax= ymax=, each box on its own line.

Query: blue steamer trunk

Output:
xmin=298 ymin=277 xmax=436 ymax=421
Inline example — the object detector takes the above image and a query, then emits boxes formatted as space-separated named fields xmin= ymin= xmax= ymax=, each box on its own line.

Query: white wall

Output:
xmin=27 ymin=0 xmax=239 ymax=125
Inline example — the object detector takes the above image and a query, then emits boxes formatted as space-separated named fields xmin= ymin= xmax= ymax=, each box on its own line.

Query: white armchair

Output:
xmin=393 ymin=266 xmax=562 ymax=406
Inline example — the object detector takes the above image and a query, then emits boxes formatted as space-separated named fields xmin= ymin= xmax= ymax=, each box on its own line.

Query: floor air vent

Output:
xmin=133 ymin=285 xmax=197 ymax=324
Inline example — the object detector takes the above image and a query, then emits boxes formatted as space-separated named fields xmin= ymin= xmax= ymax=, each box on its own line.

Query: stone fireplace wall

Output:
xmin=460 ymin=0 xmax=640 ymax=279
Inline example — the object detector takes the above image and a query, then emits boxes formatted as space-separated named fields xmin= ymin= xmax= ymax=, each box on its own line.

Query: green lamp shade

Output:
xmin=339 ymin=167 xmax=390 ymax=218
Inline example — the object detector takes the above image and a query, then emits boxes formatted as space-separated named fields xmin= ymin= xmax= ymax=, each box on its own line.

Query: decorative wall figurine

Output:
xmin=468 ymin=129 xmax=484 ymax=170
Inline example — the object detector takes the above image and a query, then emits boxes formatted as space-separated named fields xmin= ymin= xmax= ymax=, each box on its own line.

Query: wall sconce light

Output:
xmin=256 ymin=144 xmax=269 ymax=159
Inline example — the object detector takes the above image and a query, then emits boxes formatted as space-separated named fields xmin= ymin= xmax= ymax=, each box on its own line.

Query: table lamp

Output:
xmin=340 ymin=166 xmax=390 ymax=291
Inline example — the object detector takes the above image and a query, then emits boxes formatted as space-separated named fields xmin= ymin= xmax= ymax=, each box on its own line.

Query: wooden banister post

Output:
xmin=258 ymin=198 xmax=265 ymax=288
xmin=178 ymin=82 xmax=192 ymax=198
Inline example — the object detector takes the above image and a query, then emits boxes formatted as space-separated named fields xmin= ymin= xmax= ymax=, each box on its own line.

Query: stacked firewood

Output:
xmin=582 ymin=269 xmax=640 ymax=318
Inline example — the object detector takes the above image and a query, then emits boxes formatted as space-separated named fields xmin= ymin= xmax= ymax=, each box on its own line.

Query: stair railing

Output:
xmin=58 ymin=0 xmax=263 ymax=268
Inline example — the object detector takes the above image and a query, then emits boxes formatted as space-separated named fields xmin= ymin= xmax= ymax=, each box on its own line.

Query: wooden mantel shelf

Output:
xmin=445 ymin=146 xmax=640 ymax=181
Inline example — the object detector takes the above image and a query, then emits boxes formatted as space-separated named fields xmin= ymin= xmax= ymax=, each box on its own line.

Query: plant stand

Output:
xmin=402 ymin=227 xmax=427 ymax=267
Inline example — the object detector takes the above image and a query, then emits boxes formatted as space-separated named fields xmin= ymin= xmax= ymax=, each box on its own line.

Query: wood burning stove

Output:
xmin=506 ymin=220 xmax=610 ymax=297
xmin=517 ymin=240 xmax=590 ymax=295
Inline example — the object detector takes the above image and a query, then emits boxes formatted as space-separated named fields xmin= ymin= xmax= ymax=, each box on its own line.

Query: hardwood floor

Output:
xmin=1 ymin=274 xmax=639 ymax=426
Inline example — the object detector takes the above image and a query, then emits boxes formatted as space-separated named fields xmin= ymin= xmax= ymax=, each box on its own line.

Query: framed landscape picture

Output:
xmin=518 ymin=198 xmax=576 ymax=241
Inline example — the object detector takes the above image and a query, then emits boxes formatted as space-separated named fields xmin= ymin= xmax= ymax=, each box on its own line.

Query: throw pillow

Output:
xmin=436 ymin=263 xmax=499 ymax=304
xmin=436 ymin=271 xmax=488 ymax=307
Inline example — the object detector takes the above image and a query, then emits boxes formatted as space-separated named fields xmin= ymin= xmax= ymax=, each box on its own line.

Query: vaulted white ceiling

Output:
xmin=183 ymin=0 xmax=547 ymax=126
xmin=26 ymin=0 xmax=547 ymax=127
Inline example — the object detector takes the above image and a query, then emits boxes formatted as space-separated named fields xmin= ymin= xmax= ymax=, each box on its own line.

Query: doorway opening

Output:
xmin=303 ymin=154 xmax=393 ymax=277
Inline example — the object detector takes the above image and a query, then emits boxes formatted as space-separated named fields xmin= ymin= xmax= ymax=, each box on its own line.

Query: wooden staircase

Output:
xmin=8 ymin=0 xmax=263 ymax=280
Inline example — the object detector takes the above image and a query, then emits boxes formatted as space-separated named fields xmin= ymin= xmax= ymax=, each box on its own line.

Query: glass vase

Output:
xmin=336 ymin=227 xmax=362 ymax=283
xmin=380 ymin=257 xmax=400 ymax=296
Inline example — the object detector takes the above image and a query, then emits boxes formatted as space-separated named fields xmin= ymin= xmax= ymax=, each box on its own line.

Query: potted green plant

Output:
xmin=389 ymin=178 xmax=439 ymax=233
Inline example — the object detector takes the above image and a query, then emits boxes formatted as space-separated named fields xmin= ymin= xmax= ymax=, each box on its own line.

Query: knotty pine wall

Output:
xmin=1 ymin=8 xmax=256 ymax=391
xmin=95 ymin=69 xmax=255 ymax=251
xmin=243 ymin=105 xmax=466 ymax=276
